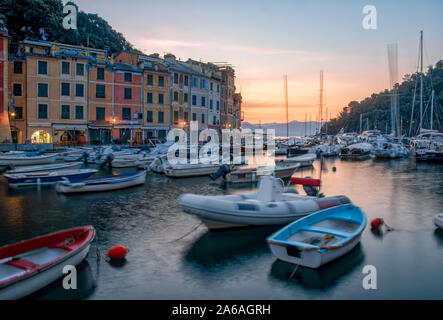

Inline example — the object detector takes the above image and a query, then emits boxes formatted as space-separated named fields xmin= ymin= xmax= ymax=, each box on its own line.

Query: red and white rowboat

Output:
xmin=0 ymin=226 xmax=95 ymax=300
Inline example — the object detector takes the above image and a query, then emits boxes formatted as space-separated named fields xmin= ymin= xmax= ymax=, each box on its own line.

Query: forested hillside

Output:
xmin=328 ymin=60 xmax=443 ymax=135
xmin=0 ymin=0 xmax=135 ymax=55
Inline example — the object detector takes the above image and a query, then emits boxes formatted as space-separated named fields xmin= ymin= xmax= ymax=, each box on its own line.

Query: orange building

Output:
xmin=7 ymin=56 xmax=26 ymax=143
xmin=0 ymin=14 xmax=10 ymax=142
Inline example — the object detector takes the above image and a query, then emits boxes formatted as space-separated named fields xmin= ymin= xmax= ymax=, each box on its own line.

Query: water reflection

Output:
xmin=185 ymin=226 xmax=280 ymax=268
xmin=269 ymin=244 xmax=365 ymax=290
xmin=434 ymin=228 xmax=443 ymax=247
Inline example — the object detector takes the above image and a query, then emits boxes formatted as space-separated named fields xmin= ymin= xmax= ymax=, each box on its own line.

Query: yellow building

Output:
xmin=8 ymin=56 xmax=26 ymax=143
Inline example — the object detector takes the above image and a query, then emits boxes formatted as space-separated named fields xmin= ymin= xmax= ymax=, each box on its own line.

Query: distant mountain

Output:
xmin=242 ymin=120 xmax=320 ymax=137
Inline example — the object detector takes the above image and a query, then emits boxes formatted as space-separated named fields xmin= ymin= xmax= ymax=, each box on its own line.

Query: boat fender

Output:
xmin=107 ymin=245 xmax=129 ymax=260
xmin=370 ymin=218 xmax=383 ymax=230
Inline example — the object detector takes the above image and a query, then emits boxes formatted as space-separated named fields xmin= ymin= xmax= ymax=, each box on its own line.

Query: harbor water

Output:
xmin=0 ymin=157 xmax=442 ymax=299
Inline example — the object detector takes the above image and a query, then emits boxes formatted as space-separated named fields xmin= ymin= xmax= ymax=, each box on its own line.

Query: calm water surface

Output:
xmin=1 ymin=157 xmax=442 ymax=299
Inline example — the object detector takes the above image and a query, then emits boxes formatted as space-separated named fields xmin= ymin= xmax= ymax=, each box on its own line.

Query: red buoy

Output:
xmin=107 ymin=245 xmax=128 ymax=260
xmin=332 ymin=166 xmax=337 ymax=172
xmin=371 ymin=218 xmax=384 ymax=230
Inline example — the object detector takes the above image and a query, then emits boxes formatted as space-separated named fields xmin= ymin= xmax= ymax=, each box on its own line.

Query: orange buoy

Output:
xmin=371 ymin=218 xmax=384 ymax=230
xmin=332 ymin=166 xmax=337 ymax=172
xmin=107 ymin=245 xmax=128 ymax=260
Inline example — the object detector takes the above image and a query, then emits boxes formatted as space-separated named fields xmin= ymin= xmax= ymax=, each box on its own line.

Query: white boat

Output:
xmin=164 ymin=163 xmax=222 ymax=178
xmin=223 ymin=163 xmax=300 ymax=184
xmin=0 ymin=153 xmax=58 ymax=166
xmin=435 ymin=214 xmax=443 ymax=230
xmin=56 ymin=170 xmax=147 ymax=194
xmin=179 ymin=176 xmax=351 ymax=230
xmin=275 ymin=153 xmax=316 ymax=167
xmin=111 ymin=154 xmax=154 ymax=168
xmin=4 ymin=169 xmax=98 ymax=188
xmin=311 ymin=144 xmax=340 ymax=157
xmin=0 ymin=226 xmax=95 ymax=300
xmin=267 ymin=203 xmax=366 ymax=269
xmin=4 ymin=162 xmax=83 ymax=174
xmin=339 ymin=143 xmax=373 ymax=160
xmin=373 ymin=142 xmax=410 ymax=159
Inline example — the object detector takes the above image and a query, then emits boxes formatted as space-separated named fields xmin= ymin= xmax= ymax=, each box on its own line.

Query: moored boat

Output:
xmin=164 ymin=163 xmax=222 ymax=178
xmin=266 ymin=203 xmax=366 ymax=269
xmin=275 ymin=153 xmax=316 ymax=167
xmin=179 ymin=176 xmax=351 ymax=230
xmin=4 ymin=162 xmax=83 ymax=174
xmin=223 ymin=163 xmax=299 ymax=184
xmin=0 ymin=153 xmax=58 ymax=166
xmin=55 ymin=170 xmax=147 ymax=193
xmin=4 ymin=169 xmax=98 ymax=188
xmin=339 ymin=143 xmax=373 ymax=160
xmin=0 ymin=226 xmax=95 ymax=300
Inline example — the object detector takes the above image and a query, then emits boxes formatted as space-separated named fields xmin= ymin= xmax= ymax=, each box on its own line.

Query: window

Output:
xmin=75 ymin=84 xmax=84 ymax=97
xmin=158 ymin=111 xmax=164 ymax=123
xmin=192 ymin=95 xmax=197 ymax=106
xmin=13 ymin=61 xmax=23 ymax=74
xmin=210 ymin=99 xmax=213 ymax=110
xmin=124 ymin=88 xmax=132 ymax=99
xmin=61 ymin=61 xmax=70 ymax=75
xmin=174 ymin=73 xmax=178 ymax=84
xmin=217 ymin=101 xmax=220 ymax=111
xmin=96 ymin=107 xmax=105 ymax=120
xmin=38 ymin=104 xmax=48 ymax=119
xmin=158 ymin=76 xmax=164 ymax=87
xmin=184 ymin=75 xmax=189 ymax=86
xmin=122 ymin=108 xmax=131 ymax=120
xmin=97 ymin=67 xmax=105 ymax=80
xmin=75 ymin=105 xmax=84 ymax=119
xmin=61 ymin=83 xmax=70 ymax=96
xmin=147 ymin=92 xmax=153 ymax=104
xmin=173 ymin=110 xmax=179 ymax=123
xmin=13 ymin=83 xmax=22 ymax=96
xmin=192 ymin=77 xmax=198 ymax=87
xmin=61 ymin=105 xmax=70 ymax=119
xmin=184 ymin=93 xmax=188 ymax=103
xmin=147 ymin=111 xmax=153 ymax=123
xmin=217 ymin=84 xmax=220 ymax=93
xmin=76 ymin=63 xmax=84 ymax=76
xmin=210 ymin=82 xmax=213 ymax=91
xmin=124 ymin=72 xmax=132 ymax=82
xmin=158 ymin=93 xmax=164 ymax=104
xmin=192 ymin=113 xmax=197 ymax=121
xmin=200 ymin=79 xmax=206 ymax=89
xmin=38 ymin=61 xmax=47 ymax=75
xmin=147 ymin=74 xmax=153 ymax=86
xmin=38 ymin=83 xmax=48 ymax=97
xmin=14 ymin=107 xmax=23 ymax=119
xmin=96 ymin=84 xmax=105 ymax=98
xmin=213 ymin=116 xmax=216 ymax=125
xmin=173 ymin=91 xmax=178 ymax=102
xmin=184 ymin=111 xmax=188 ymax=121
xmin=201 ymin=113 xmax=205 ymax=124
xmin=201 ymin=96 xmax=206 ymax=107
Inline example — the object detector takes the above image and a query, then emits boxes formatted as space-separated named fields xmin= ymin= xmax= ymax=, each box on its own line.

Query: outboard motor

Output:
xmin=302 ymin=176 xmax=324 ymax=197
xmin=99 ymin=153 xmax=114 ymax=168
xmin=75 ymin=150 xmax=90 ymax=164
xmin=210 ymin=164 xmax=231 ymax=180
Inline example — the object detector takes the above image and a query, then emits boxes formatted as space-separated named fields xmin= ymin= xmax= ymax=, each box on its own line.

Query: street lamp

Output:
xmin=10 ymin=111 xmax=17 ymax=149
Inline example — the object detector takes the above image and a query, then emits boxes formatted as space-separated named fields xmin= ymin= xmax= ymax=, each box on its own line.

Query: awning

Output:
xmin=141 ymin=126 xmax=170 ymax=130
xmin=28 ymin=123 xmax=51 ymax=127
xmin=53 ymin=124 xmax=88 ymax=131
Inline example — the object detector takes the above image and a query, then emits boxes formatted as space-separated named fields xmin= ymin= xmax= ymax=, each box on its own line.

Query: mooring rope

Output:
xmin=168 ymin=221 xmax=203 ymax=243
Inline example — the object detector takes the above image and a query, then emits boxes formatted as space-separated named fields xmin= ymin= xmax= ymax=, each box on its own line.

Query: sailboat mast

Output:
xmin=431 ymin=90 xmax=434 ymax=130
xmin=284 ymin=75 xmax=289 ymax=137
xmin=419 ymin=30 xmax=424 ymax=133
xmin=304 ymin=113 xmax=307 ymax=136
xmin=319 ymin=70 xmax=324 ymax=136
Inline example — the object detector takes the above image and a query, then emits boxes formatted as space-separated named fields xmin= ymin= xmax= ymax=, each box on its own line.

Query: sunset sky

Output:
xmin=69 ymin=0 xmax=443 ymax=124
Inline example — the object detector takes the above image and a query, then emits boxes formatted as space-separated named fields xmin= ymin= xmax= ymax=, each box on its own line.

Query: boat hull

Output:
xmin=435 ymin=215 xmax=443 ymax=230
xmin=0 ymin=154 xmax=58 ymax=166
xmin=164 ymin=165 xmax=220 ymax=177
xmin=5 ymin=162 xmax=83 ymax=174
xmin=56 ymin=170 xmax=146 ymax=193
xmin=224 ymin=165 xmax=299 ymax=184
xmin=5 ymin=170 xmax=98 ymax=188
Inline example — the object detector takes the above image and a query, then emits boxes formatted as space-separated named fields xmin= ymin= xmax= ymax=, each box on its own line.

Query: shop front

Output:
xmin=53 ymin=124 xmax=88 ymax=146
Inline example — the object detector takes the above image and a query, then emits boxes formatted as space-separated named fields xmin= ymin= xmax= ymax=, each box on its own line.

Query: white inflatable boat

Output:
xmin=435 ymin=214 xmax=443 ymax=230
xmin=179 ymin=176 xmax=351 ymax=230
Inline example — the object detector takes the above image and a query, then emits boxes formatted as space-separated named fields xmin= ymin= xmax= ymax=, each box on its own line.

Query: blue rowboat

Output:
xmin=267 ymin=203 xmax=366 ymax=269
xmin=4 ymin=169 xmax=98 ymax=188
xmin=56 ymin=170 xmax=147 ymax=193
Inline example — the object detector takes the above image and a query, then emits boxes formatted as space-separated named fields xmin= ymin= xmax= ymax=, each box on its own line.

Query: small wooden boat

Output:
xmin=179 ymin=176 xmax=351 ymax=230
xmin=0 ymin=226 xmax=95 ymax=300
xmin=56 ymin=170 xmax=147 ymax=193
xmin=111 ymin=154 xmax=154 ymax=168
xmin=4 ymin=169 xmax=98 ymax=188
xmin=5 ymin=162 xmax=83 ymax=174
xmin=164 ymin=163 xmax=222 ymax=178
xmin=275 ymin=153 xmax=316 ymax=167
xmin=267 ymin=203 xmax=366 ymax=269
xmin=435 ymin=214 xmax=443 ymax=230
xmin=0 ymin=153 xmax=58 ymax=166
xmin=223 ymin=164 xmax=299 ymax=184
xmin=339 ymin=143 xmax=373 ymax=160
